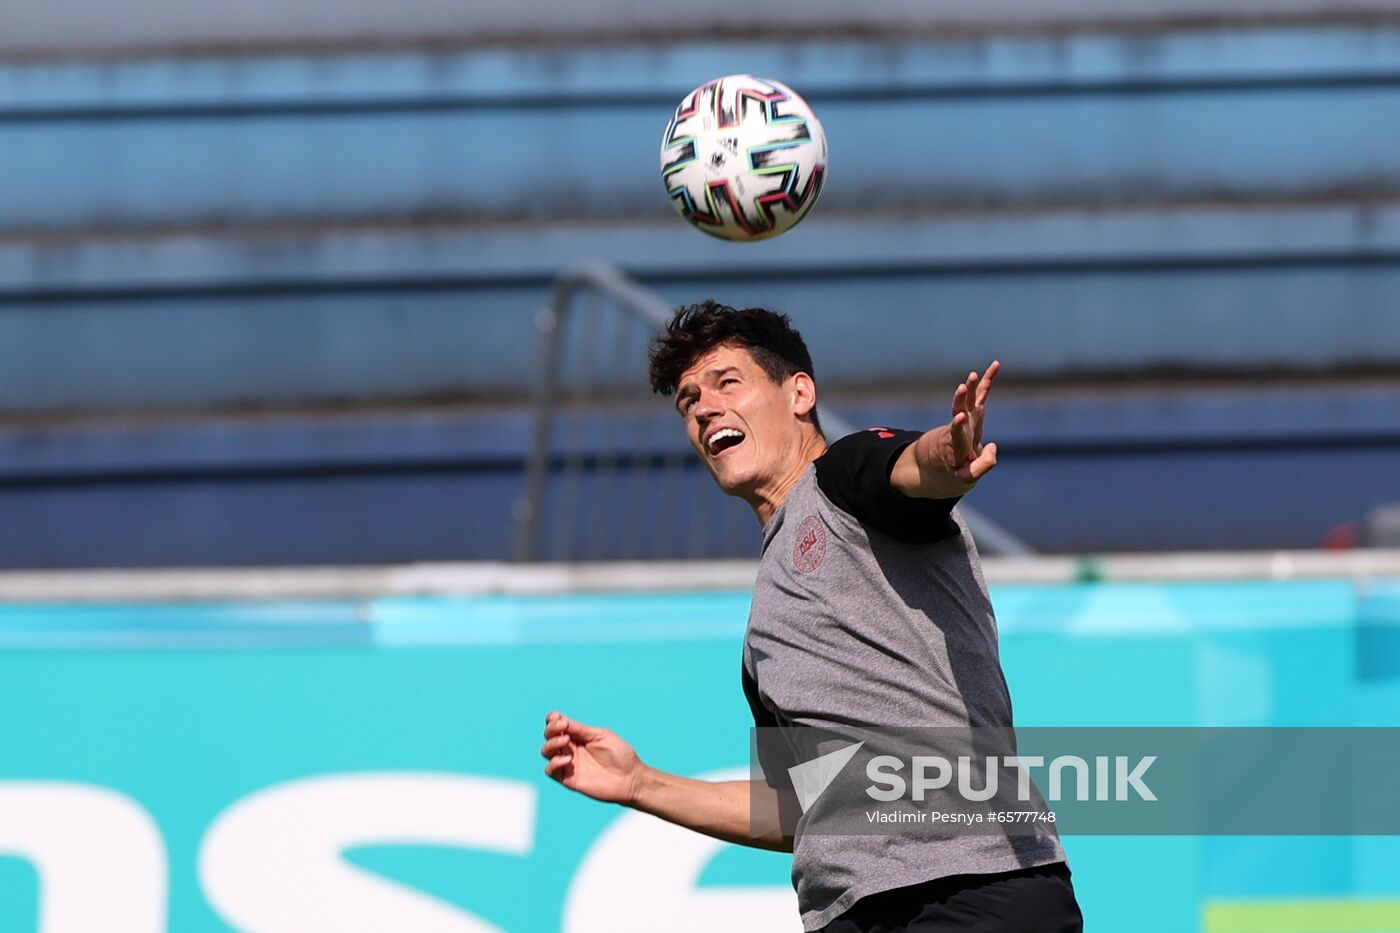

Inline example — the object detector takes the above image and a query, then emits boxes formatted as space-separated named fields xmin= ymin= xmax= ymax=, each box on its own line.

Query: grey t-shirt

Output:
xmin=742 ymin=428 xmax=1066 ymax=930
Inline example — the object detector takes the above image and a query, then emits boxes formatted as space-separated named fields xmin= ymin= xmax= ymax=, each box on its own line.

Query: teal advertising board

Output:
xmin=1 ymin=580 xmax=1398 ymax=931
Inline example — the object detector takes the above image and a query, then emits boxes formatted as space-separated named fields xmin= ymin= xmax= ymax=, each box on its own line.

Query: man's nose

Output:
xmin=694 ymin=392 xmax=723 ymax=419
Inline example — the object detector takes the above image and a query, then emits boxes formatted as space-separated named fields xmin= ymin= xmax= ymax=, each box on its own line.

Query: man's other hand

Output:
xmin=541 ymin=711 xmax=645 ymax=805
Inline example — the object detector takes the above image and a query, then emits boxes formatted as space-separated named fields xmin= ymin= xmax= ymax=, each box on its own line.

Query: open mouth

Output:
xmin=706 ymin=427 xmax=746 ymax=457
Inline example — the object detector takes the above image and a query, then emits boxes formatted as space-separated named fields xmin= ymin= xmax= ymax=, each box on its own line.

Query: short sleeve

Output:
xmin=814 ymin=427 xmax=961 ymax=544
xmin=743 ymin=664 xmax=794 ymax=791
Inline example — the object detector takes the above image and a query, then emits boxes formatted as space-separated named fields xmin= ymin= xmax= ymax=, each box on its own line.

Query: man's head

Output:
xmin=649 ymin=301 xmax=825 ymax=505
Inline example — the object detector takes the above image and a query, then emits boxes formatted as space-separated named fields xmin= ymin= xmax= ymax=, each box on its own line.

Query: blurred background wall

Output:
xmin=9 ymin=0 xmax=1400 ymax=52
xmin=3 ymin=0 xmax=1399 ymax=566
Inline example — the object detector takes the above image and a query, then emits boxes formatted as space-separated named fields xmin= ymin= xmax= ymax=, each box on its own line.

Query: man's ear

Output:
xmin=790 ymin=372 xmax=817 ymax=419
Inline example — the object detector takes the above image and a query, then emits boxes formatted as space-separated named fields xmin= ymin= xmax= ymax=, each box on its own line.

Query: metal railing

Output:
xmin=513 ymin=263 xmax=1034 ymax=562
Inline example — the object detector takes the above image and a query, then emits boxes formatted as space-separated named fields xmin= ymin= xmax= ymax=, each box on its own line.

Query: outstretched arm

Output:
xmin=890 ymin=360 xmax=1000 ymax=500
xmin=540 ymin=711 xmax=794 ymax=852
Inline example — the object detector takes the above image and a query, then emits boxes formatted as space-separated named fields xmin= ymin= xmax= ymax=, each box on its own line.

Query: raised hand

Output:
xmin=540 ymin=711 xmax=646 ymax=805
xmin=893 ymin=361 xmax=1001 ymax=500
xmin=945 ymin=360 xmax=1000 ymax=485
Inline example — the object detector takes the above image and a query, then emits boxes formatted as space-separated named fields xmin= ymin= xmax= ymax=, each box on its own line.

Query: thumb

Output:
xmin=966 ymin=442 xmax=998 ymax=481
xmin=562 ymin=717 xmax=608 ymax=743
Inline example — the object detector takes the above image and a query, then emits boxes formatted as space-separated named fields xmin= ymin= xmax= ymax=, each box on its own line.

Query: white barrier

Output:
xmin=1 ymin=550 xmax=1398 ymax=603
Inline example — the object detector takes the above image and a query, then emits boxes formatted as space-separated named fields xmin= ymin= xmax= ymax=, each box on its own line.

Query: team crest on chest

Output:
xmin=792 ymin=515 xmax=827 ymax=573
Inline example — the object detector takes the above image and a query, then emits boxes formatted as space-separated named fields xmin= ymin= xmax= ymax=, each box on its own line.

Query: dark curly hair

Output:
xmin=647 ymin=300 xmax=820 ymax=431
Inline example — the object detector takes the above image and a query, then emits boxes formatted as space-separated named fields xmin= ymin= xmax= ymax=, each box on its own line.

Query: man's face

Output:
xmin=674 ymin=343 xmax=810 ymax=497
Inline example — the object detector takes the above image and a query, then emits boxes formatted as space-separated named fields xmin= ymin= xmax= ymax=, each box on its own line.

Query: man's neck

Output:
xmin=748 ymin=434 xmax=830 ymax=526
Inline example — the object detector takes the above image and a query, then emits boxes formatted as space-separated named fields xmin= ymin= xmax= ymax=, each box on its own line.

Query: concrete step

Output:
xmin=5 ymin=28 xmax=1400 ymax=230
xmin=1 ymin=381 xmax=1397 ymax=566
xmin=3 ymin=202 xmax=1400 ymax=413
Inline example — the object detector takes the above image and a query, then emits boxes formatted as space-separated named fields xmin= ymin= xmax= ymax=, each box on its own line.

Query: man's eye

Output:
xmin=720 ymin=378 xmax=738 ymax=387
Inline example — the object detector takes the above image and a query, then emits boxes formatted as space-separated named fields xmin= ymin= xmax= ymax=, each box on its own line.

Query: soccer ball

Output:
xmin=660 ymin=75 xmax=827 ymax=242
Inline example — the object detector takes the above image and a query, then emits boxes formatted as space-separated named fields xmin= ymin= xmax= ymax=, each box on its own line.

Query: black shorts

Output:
xmin=820 ymin=862 xmax=1083 ymax=933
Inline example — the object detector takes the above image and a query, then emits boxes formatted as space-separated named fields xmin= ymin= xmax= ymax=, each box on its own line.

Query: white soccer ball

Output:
xmin=660 ymin=74 xmax=828 ymax=242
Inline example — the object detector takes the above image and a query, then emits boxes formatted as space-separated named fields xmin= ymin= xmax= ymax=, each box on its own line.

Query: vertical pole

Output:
xmin=513 ymin=288 xmax=572 ymax=563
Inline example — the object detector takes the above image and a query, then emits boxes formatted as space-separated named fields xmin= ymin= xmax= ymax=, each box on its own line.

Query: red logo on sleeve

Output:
xmin=793 ymin=515 xmax=827 ymax=573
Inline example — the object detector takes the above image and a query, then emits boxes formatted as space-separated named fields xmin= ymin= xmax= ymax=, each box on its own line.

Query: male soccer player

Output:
xmin=541 ymin=303 xmax=1082 ymax=932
